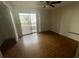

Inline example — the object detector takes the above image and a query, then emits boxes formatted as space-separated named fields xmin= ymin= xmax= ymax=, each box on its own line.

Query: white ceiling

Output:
xmin=7 ymin=1 xmax=77 ymax=10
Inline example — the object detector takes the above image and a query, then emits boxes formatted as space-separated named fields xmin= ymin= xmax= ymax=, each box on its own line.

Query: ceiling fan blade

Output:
xmin=36 ymin=4 xmax=46 ymax=5
xmin=50 ymin=4 xmax=55 ymax=7
xmin=51 ymin=1 xmax=61 ymax=4
xmin=46 ymin=1 xmax=50 ymax=4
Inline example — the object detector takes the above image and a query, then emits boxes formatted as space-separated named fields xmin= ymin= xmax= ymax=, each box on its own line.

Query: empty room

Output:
xmin=0 ymin=1 xmax=79 ymax=58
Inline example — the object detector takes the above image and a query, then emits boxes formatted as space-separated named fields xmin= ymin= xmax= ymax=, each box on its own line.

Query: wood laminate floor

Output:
xmin=2 ymin=31 xmax=79 ymax=58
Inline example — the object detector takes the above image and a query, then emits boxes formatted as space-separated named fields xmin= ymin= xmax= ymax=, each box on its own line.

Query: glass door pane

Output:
xmin=19 ymin=13 xmax=37 ymax=35
xmin=31 ymin=14 xmax=37 ymax=33
xmin=19 ymin=13 xmax=32 ymax=35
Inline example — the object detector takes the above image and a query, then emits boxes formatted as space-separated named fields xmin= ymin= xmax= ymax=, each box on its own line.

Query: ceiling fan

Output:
xmin=37 ymin=1 xmax=61 ymax=8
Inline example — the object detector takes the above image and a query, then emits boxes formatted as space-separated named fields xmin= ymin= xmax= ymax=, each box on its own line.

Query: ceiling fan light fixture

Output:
xmin=43 ymin=5 xmax=46 ymax=8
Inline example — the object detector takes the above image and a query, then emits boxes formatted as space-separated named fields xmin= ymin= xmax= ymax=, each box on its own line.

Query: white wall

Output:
xmin=10 ymin=6 xmax=51 ymax=36
xmin=0 ymin=2 xmax=16 ymax=46
xmin=39 ymin=10 xmax=51 ymax=32
xmin=2 ymin=2 xmax=19 ymax=41
xmin=50 ymin=3 xmax=79 ymax=57
xmin=50 ymin=2 xmax=79 ymax=41
xmin=50 ymin=8 xmax=62 ymax=33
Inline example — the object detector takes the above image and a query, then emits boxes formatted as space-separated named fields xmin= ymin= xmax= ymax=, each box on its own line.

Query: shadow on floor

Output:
xmin=0 ymin=38 xmax=17 ymax=55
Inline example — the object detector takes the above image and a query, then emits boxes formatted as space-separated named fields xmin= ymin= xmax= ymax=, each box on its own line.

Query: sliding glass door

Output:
xmin=19 ymin=13 xmax=37 ymax=35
